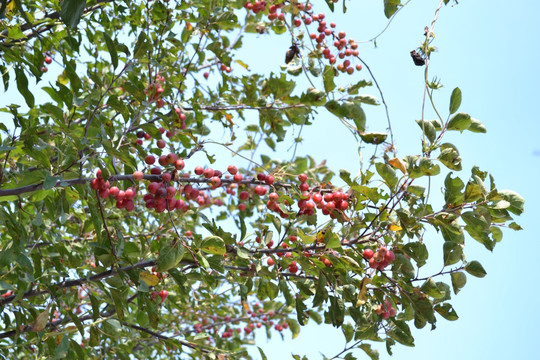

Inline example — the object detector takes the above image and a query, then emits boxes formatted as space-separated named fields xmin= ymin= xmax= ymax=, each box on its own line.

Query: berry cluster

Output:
xmin=243 ymin=1 xmax=362 ymax=74
xmin=375 ymin=299 xmax=397 ymax=319
xmin=363 ymin=246 xmax=395 ymax=270
xmin=151 ymin=289 xmax=169 ymax=303
xmin=90 ymin=169 xmax=137 ymax=211
xmin=42 ymin=53 xmax=52 ymax=72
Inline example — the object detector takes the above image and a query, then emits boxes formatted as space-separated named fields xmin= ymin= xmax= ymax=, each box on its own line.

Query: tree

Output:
xmin=0 ymin=0 xmax=524 ymax=358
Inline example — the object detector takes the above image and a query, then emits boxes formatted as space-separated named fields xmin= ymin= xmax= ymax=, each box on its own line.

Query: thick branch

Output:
xmin=0 ymin=260 xmax=157 ymax=306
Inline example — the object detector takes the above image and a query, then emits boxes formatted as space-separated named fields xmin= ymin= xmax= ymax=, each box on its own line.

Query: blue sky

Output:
xmin=1 ymin=0 xmax=538 ymax=358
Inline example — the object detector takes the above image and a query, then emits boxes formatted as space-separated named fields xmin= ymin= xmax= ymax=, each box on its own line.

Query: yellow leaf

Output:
xmin=242 ymin=302 xmax=250 ymax=312
xmin=388 ymin=157 xmax=407 ymax=174
xmin=356 ymin=277 xmax=371 ymax=306
xmin=140 ymin=271 xmax=159 ymax=287
xmin=388 ymin=224 xmax=402 ymax=232
xmin=234 ymin=59 xmax=249 ymax=70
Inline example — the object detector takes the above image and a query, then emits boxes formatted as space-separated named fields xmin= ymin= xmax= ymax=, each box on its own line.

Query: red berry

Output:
xmin=194 ymin=166 xmax=204 ymax=175
xmin=174 ymin=159 xmax=185 ymax=170
xmin=239 ymin=191 xmax=249 ymax=201
xmin=227 ymin=165 xmax=238 ymax=175
xmin=44 ymin=56 xmax=52 ymax=64
xmin=267 ymin=258 xmax=275 ymax=266
xmin=363 ymin=249 xmax=374 ymax=260
xmin=233 ymin=173 xmax=243 ymax=182
xmin=144 ymin=155 xmax=156 ymax=165
xmin=162 ymin=172 xmax=172 ymax=182
xmin=157 ymin=139 xmax=166 ymax=148
xmin=133 ymin=171 xmax=144 ymax=181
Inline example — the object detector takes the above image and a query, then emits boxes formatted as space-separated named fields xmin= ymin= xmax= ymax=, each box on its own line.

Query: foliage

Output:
xmin=0 ymin=0 xmax=522 ymax=359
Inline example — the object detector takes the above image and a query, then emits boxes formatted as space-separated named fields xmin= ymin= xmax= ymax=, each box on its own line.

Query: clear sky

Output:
xmin=1 ymin=1 xmax=538 ymax=359
xmin=235 ymin=0 xmax=540 ymax=359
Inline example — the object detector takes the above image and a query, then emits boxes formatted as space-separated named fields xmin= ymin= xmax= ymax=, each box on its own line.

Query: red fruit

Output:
xmin=157 ymin=139 xmax=166 ymax=148
xmin=150 ymin=167 xmax=162 ymax=175
xmin=194 ymin=166 xmax=204 ymax=175
xmin=368 ymin=257 xmax=378 ymax=269
xmin=144 ymin=133 xmax=151 ymax=140
xmin=227 ymin=164 xmax=238 ymax=175
xmin=158 ymin=155 xmax=168 ymax=166
xmin=254 ymin=185 xmax=266 ymax=196
xmin=269 ymin=192 xmax=279 ymax=201
xmin=166 ymin=153 xmax=178 ymax=164
xmin=174 ymin=159 xmax=185 ymax=170
xmin=257 ymin=173 xmax=266 ymax=181
xmin=265 ymin=175 xmax=275 ymax=185
xmin=356 ymin=64 xmax=362 ymax=71
xmin=99 ymin=189 xmax=109 ymax=199
xmin=267 ymin=257 xmax=275 ymax=266
xmin=44 ymin=56 xmax=52 ymax=64
xmin=289 ymin=235 xmax=297 ymax=242
xmin=203 ymin=72 xmax=209 ymax=79
xmin=162 ymin=172 xmax=172 ymax=182
xmin=238 ymin=203 xmax=246 ymax=211
xmin=159 ymin=290 xmax=168 ymax=303
xmin=363 ymin=248 xmax=374 ymax=260
xmin=145 ymin=155 xmax=156 ymax=165
xmin=109 ymin=186 xmax=120 ymax=198
xmin=239 ymin=191 xmax=249 ymax=200
xmin=41 ymin=66 xmax=48 ymax=72
xmin=312 ymin=193 xmax=323 ymax=203
xmin=125 ymin=187 xmax=135 ymax=199
xmin=148 ymin=182 xmax=161 ymax=194
xmin=90 ymin=178 xmax=99 ymax=190
xmin=233 ymin=173 xmax=243 ymax=182
xmin=133 ymin=171 xmax=144 ymax=181
xmin=210 ymin=176 xmax=221 ymax=187
xmin=384 ymin=250 xmax=395 ymax=263
xmin=156 ymin=99 xmax=165 ymax=108
xmin=298 ymin=173 xmax=307 ymax=182
xmin=323 ymin=258 xmax=332 ymax=267
xmin=299 ymin=182 xmax=309 ymax=191
xmin=203 ymin=168 xmax=214 ymax=178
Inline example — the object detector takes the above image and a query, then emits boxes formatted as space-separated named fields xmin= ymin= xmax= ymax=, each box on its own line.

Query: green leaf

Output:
xmin=450 ymin=271 xmax=467 ymax=294
xmin=402 ymin=242 xmax=428 ymax=267
xmin=15 ymin=67 xmax=34 ymax=108
xmin=359 ymin=344 xmax=379 ymax=360
xmin=296 ymin=296 xmax=308 ymax=326
xmin=43 ymin=174 xmax=60 ymax=190
xmin=465 ymin=260 xmax=486 ymax=278
xmin=103 ymin=32 xmax=118 ymax=69
xmin=360 ymin=132 xmax=387 ymax=145
xmin=498 ymin=190 xmax=524 ymax=215
xmin=323 ymin=65 xmax=336 ymax=93
xmin=156 ymin=242 xmax=185 ymax=272
xmin=60 ymin=0 xmax=87 ymax=28
xmin=342 ymin=323 xmax=354 ymax=343
xmin=258 ymin=347 xmax=268 ymax=360
xmin=444 ymin=173 xmax=464 ymax=206
xmin=387 ymin=320 xmax=415 ymax=347
xmin=443 ymin=241 xmax=462 ymax=266
xmin=449 ymin=87 xmax=462 ymax=114
xmin=54 ymin=335 xmax=70 ymax=359
xmin=383 ymin=0 xmax=400 ymax=18
xmin=200 ymin=236 xmax=226 ymax=255
xmin=468 ymin=118 xmax=487 ymax=133
xmin=447 ymin=112 xmax=471 ymax=132
xmin=438 ymin=143 xmax=462 ymax=171
xmin=420 ymin=278 xmax=446 ymax=299
xmin=434 ymin=303 xmax=459 ymax=321
xmin=375 ymin=163 xmax=398 ymax=190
